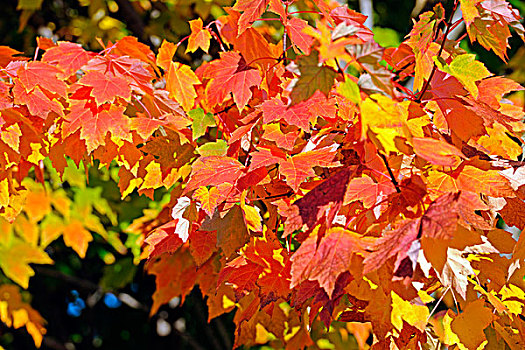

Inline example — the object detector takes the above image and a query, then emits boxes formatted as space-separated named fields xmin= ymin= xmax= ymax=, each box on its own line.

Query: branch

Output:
xmin=42 ymin=336 xmax=69 ymax=350
xmin=33 ymin=266 xmax=100 ymax=292
xmin=378 ymin=152 xmax=401 ymax=193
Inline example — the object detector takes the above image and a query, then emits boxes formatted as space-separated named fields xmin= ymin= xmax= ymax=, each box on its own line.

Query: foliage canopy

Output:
xmin=1 ymin=0 xmax=525 ymax=349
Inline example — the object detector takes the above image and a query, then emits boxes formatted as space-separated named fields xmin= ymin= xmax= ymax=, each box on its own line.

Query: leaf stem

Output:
xmin=133 ymin=95 xmax=153 ymax=119
xmin=176 ymin=35 xmax=190 ymax=48
xmin=287 ymin=11 xmax=322 ymax=15
xmin=209 ymin=22 xmax=227 ymax=51
xmin=254 ymin=18 xmax=281 ymax=22
xmin=427 ymin=286 xmax=450 ymax=321
xmin=33 ymin=47 xmax=39 ymax=61
xmin=246 ymin=56 xmax=281 ymax=67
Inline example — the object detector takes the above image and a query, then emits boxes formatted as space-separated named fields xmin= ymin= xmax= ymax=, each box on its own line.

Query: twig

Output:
xmin=33 ymin=266 xmax=100 ymax=292
xmin=212 ymin=317 xmax=232 ymax=349
xmin=172 ymin=328 xmax=208 ymax=350
xmin=193 ymin=293 xmax=223 ymax=350
xmin=377 ymin=152 xmax=401 ymax=193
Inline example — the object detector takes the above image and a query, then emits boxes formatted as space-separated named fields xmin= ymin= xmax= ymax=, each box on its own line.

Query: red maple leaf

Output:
xmin=204 ymin=51 xmax=262 ymax=110
xmin=79 ymin=70 xmax=132 ymax=105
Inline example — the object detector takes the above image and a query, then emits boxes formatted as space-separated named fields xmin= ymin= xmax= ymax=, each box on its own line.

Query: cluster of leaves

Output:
xmin=1 ymin=0 xmax=525 ymax=348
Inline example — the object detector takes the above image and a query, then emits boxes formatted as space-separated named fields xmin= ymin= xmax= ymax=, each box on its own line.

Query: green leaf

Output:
xmin=373 ymin=27 xmax=401 ymax=48
xmin=290 ymin=50 xmax=337 ymax=105
xmin=434 ymin=54 xmax=491 ymax=98
xmin=196 ymin=139 xmax=228 ymax=156
xmin=17 ymin=0 xmax=43 ymax=10
xmin=0 ymin=238 xmax=53 ymax=288
xmin=189 ymin=108 xmax=216 ymax=141
xmin=337 ymin=78 xmax=361 ymax=104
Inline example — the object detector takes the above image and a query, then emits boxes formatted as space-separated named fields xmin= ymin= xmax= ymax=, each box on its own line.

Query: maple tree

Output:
xmin=1 ymin=0 xmax=525 ymax=348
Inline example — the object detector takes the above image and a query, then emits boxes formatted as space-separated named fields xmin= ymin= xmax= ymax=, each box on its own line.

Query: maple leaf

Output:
xmin=260 ymin=98 xmax=311 ymax=131
xmin=199 ymin=205 xmax=249 ymax=257
xmin=115 ymin=36 xmax=157 ymax=69
xmin=428 ymin=165 xmax=515 ymax=199
xmin=247 ymin=145 xmax=285 ymax=171
xmin=42 ymin=41 xmax=93 ymax=79
xmin=450 ymin=299 xmax=493 ymax=349
xmin=148 ymin=248 xmax=198 ymax=315
xmin=463 ymin=0 xmax=524 ymax=61
xmin=420 ymin=192 xmax=460 ymax=240
xmin=363 ymin=219 xmax=419 ymax=275
xmin=365 ymin=192 xmax=460 ymax=275
xmin=360 ymin=94 xmax=409 ymax=153
xmin=219 ymin=256 xmax=263 ymax=301
xmin=290 ymin=50 xmax=337 ymax=106
xmin=500 ymin=197 xmax=525 ymax=229
xmin=286 ymin=17 xmax=315 ymax=54
xmin=279 ymin=146 xmax=339 ymax=192
xmin=0 ymin=122 xmax=21 ymax=152
xmin=142 ymin=220 xmax=184 ymax=259
xmin=0 ymin=238 xmax=53 ymax=288
xmin=189 ymin=108 xmax=216 ymax=141
xmin=412 ymin=137 xmax=465 ymax=167
xmin=257 ymin=254 xmax=292 ymax=305
xmin=261 ymin=92 xmax=335 ymax=132
xmin=344 ymin=175 xmax=395 ymax=208
xmin=62 ymin=220 xmax=93 ymax=258
xmin=140 ymin=128 xmax=195 ymax=172
xmin=185 ymin=156 xmax=245 ymax=193
xmin=17 ymin=61 xmax=67 ymax=98
xmin=0 ymin=81 xmax=13 ymax=110
xmin=156 ymin=40 xmax=177 ymax=71
xmin=460 ymin=0 xmax=482 ymax=26
xmin=435 ymin=54 xmax=492 ymax=98
xmin=12 ymin=83 xmax=64 ymax=119
xmin=390 ymin=291 xmax=429 ymax=332
xmin=262 ymin=123 xmax=298 ymax=151
xmin=291 ymin=228 xmax=363 ymax=298
xmin=166 ymin=62 xmax=201 ymax=112
xmin=64 ymin=102 xmax=131 ymax=153
xmin=187 ymin=18 xmax=212 ymax=53
xmin=218 ymin=9 xmax=282 ymax=69
xmin=233 ymin=0 xmax=269 ymax=36
xmin=130 ymin=114 xmax=189 ymax=142
xmin=204 ymin=51 xmax=262 ymax=110
xmin=0 ymin=46 xmax=26 ymax=67
xmin=457 ymin=166 xmax=515 ymax=197
xmin=281 ymin=167 xmax=358 ymax=237
xmin=78 ymin=70 xmax=132 ymax=105
xmin=0 ymin=284 xmax=47 ymax=347
xmin=477 ymin=76 xmax=524 ymax=108
xmin=437 ymin=241 xmax=498 ymax=299
xmin=192 ymin=186 xmax=219 ymax=217
xmin=189 ymin=229 xmax=217 ymax=266
xmin=330 ymin=6 xmax=374 ymax=42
